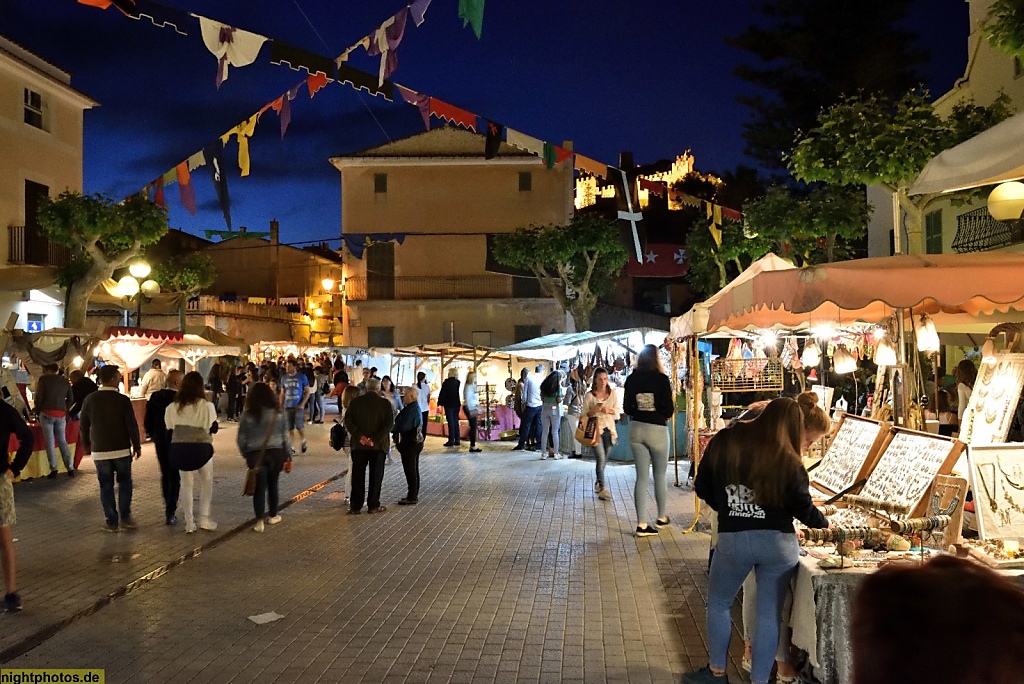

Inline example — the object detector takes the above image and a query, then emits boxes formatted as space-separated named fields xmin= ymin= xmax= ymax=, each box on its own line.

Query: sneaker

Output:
xmin=367 ymin=506 xmax=387 ymax=514
xmin=253 ymin=520 xmax=265 ymax=533
xmin=119 ymin=518 xmax=138 ymax=531
xmin=101 ymin=523 xmax=119 ymax=533
xmin=635 ymin=525 xmax=659 ymax=537
xmin=185 ymin=523 xmax=197 ymax=534
xmin=166 ymin=515 xmax=178 ymax=526
xmin=4 ymin=592 xmax=22 ymax=612
xmin=598 ymin=488 xmax=612 ymax=501
xmin=47 ymin=470 xmax=57 ymax=480
xmin=301 ymin=440 xmax=308 ymax=454
xmin=655 ymin=516 xmax=671 ymax=527
xmin=540 ymin=454 xmax=548 ymax=460
xmin=198 ymin=519 xmax=218 ymax=531
xmin=681 ymin=665 xmax=729 ymax=684
xmin=266 ymin=515 xmax=282 ymax=525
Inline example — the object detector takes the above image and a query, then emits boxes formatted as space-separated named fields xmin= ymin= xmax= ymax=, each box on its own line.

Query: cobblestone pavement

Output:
xmin=1 ymin=414 xmax=748 ymax=683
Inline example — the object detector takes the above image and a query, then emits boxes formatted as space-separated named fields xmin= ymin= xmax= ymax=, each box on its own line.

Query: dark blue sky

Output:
xmin=2 ymin=0 xmax=968 ymax=246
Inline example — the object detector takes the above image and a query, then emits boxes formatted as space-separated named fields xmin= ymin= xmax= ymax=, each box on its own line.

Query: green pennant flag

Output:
xmin=458 ymin=0 xmax=485 ymax=39
xmin=542 ymin=142 xmax=557 ymax=170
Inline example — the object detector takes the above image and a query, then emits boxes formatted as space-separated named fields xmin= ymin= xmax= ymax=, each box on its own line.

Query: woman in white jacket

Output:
xmin=165 ymin=371 xmax=219 ymax=533
xmin=580 ymin=367 xmax=621 ymax=500
xmin=463 ymin=371 xmax=482 ymax=453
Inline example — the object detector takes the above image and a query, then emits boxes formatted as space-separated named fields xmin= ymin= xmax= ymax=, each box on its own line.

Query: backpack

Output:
xmin=329 ymin=419 xmax=348 ymax=451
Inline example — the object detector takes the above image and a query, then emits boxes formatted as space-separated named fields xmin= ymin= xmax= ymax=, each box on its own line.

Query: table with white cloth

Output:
xmin=789 ymin=553 xmax=1024 ymax=684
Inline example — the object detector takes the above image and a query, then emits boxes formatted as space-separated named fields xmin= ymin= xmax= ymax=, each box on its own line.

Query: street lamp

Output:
xmin=117 ymin=259 xmax=161 ymax=328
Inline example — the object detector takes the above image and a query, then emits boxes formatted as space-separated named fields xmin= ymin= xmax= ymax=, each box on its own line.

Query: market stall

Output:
xmin=7 ymin=420 xmax=84 ymax=481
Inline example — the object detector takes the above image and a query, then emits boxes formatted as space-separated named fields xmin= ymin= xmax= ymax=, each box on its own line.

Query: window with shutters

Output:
xmin=23 ymin=88 xmax=43 ymax=129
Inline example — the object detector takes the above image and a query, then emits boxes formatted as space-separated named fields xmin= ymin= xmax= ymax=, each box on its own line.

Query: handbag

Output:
xmin=243 ymin=410 xmax=279 ymax=496
xmin=575 ymin=415 xmax=600 ymax=447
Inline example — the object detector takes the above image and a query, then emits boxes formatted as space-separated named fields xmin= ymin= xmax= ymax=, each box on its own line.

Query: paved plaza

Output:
xmin=0 ymin=416 xmax=748 ymax=683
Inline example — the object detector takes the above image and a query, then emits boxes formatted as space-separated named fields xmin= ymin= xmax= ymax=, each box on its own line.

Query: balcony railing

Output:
xmin=345 ymin=275 xmax=518 ymax=301
xmin=8 ymin=225 xmax=72 ymax=267
xmin=952 ymin=208 xmax=1024 ymax=253
xmin=186 ymin=296 xmax=301 ymax=322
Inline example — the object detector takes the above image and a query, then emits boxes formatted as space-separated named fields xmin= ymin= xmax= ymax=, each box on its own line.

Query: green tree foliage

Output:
xmin=37 ymin=192 xmax=169 ymax=328
xmin=986 ymin=0 xmax=1024 ymax=58
xmin=153 ymin=254 xmax=217 ymax=331
xmin=789 ymin=89 xmax=1013 ymax=252
xmin=728 ymin=0 xmax=925 ymax=170
xmin=492 ymin=214 xmax=628 ymax=331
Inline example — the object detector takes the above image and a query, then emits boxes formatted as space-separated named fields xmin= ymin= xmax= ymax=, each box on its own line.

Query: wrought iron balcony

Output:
xmin=952 ymin=208 xmax=1024 ymax=253
xmin=7 ymin=225 xmax=72 ymax=267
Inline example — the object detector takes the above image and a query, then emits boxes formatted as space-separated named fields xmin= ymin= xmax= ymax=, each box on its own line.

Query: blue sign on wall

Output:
xmin=26 ymin=320 xmax=43 ymax=333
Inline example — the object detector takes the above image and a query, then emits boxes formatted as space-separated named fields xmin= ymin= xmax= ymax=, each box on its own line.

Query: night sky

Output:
xmin=2 ymin=0 xmax=968 ymax=247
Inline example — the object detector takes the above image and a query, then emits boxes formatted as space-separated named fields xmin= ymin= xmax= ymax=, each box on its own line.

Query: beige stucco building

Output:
xmin=330 ymin=127 xmax=572 ymax=348
xmin=0 ymin=35 xmax=96 ymax=332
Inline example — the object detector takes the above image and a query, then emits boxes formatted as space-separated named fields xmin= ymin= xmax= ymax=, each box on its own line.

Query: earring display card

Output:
xmin=959 ymin=354 xmax=1024 ymax=446
xmin=966 ymin=444 xmax=1024 ymax=541
xmin=810 ymin=414 xmax=889 ymax=497
xmin=860 ymin=428 xmax=965 ymax=518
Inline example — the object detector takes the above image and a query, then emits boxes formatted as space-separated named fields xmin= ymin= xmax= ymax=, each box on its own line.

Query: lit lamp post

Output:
xmin=117 ymin=260 xmax=161 ymax=328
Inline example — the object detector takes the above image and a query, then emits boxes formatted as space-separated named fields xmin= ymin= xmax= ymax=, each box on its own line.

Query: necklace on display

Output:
xmin=930 ymin=483 xmax=960 ymax=516
xmin=998 ymin=456 xmax=1024 ymax=491
xmin=978 ymin=463 xmax=999 ymax=513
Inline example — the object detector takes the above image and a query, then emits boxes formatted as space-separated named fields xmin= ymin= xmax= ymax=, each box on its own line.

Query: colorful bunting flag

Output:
xmin=203 ymin=139 xmax=231 ymax=229
xmin=574 ymin=154 xmax=607 ymax=178
xmin=270 ymin=41 xmax=336 ymax=78
xmin=397 ymin=85 xmax=431 ymax=129
xmin=198 ymin=18 xmax=267 ymax=88
xmin=366 ymin=8 xmax=409 ymax=86
xmin=176 ymin=162 xmax=196 ymax=215
xmin=77 ymin=0 xmax=137 ymax=16
xmin=132 ymin=0 xmax=188 ymax=34
xmin=409 ymin=0 xmax=433 ymax=26
xmin=428 ymin=98 xmax=476 ymax=131
xmin=639 ymin=178 xmax=666 ymax=197
xmin=458 ymin=0 xmax=485 ymax=39
xmin=485 ymin=120 xmax=504 ymax=159
xmin=222 ymin=114 xmax=259 ymax=177
xmin=505 ymin=128 xmax=543 ymax=156
xmin=337 ymin=63 xmax=395 ymax=100
xmin=153 ymin=175 xmax=165 ymax=207
xmin=306 ymin=72 xmax=329 ymax=96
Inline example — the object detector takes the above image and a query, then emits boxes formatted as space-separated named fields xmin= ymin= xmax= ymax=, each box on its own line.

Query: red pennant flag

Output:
xmin=625 ymin=243 xmax=689 ymax=278
xmin=639 ymin=178 xmax=666 ymax=197
xmin=428 ymin=98 xmax=476 ymax=131
xmin=154 ymin=176 xmax=165 ymax=207
xmin=306 ymin=72 xmax=329 ymax=97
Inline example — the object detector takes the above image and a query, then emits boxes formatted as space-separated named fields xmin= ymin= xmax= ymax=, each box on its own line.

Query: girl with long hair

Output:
xmin=538 ymin=369 xmax=564 ymax=459
xmin=954 ymin=359 xmax=978 ymax=423
xmin=164 ymin=371 xmax=218 ymax=534
xmin=237 ymin=382 xmax=291 ymax=532
xmin=581 ymin=367 xmax=621 ymax=500
xmin=685 ymin=396 xmax=831 ymax=684
xmin=623 ymin=344 xmax=674 ymax=535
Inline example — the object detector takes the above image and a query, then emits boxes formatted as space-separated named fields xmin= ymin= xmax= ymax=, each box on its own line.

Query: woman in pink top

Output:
xmin=580 ymin=367 xmax=621 ymax=501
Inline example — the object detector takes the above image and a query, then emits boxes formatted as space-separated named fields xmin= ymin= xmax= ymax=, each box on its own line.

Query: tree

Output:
xmin=789 ymin=89 xmax=1013 ymax=252
xmin=728 ymin=0 xmax=925 ymax=170
xmin=986 ymin=0 xmax=1024 ymax=58
xmin=492 ymin=214 xmax=628 ymax=331
xmin=743 ymin=186 xmax=870 ymax=264
xmin=153 ymin=254 xmax=216 ymax=331
xmin=37 ymin=192 xmax=169 ymax=328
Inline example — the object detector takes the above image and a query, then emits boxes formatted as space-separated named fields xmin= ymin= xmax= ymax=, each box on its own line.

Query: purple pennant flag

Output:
xmin=396 ymin=85 xmax=430 ymax=130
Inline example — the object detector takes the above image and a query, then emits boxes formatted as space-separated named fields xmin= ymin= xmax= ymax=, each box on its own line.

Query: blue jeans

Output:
xmin=444 ymin=406 xmax=461 ymax=444
xmin=594 ymin=427 xmax=613 ymax=487
xmin=517 ymin=405 xmax=541 ymax=448
xmin=540 ymin=404 xmax=560 ymax=454
xmin=94 ymin=456 xmax=133 ymax=526
xmin=707 ymin=530 xmax=800 ymax=684
xmin=629 ymin=421 xmax=669 ymax=522
xmin=40 ymin=413 xmax=73 ymax=472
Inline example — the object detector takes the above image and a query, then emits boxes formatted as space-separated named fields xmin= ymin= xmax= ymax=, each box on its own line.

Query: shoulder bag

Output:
xmin=574 ymin=415 xmax=600 ymax=448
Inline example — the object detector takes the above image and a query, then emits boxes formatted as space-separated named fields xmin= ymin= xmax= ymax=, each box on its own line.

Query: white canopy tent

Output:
xmin=496 ymin=328 xmax=667 ymax=361
xmin=910 ymin=109 xmax=1024 ymax=196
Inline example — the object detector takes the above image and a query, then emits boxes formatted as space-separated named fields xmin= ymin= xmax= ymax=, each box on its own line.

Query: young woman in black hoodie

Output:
xmin=684 ymin=396 xmax=831 ymax=684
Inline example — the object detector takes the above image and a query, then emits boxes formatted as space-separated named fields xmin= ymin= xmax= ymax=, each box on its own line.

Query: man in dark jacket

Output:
xmin=68 ymin=369 xmax=98 ymax=419
xmin=144 ymin=369 xmax=182 ymax=525
xmin=436 ymin=369 xmax=462 ymax=447
xmin=1 ymin=400 xmax=33 ymax=612
xmin=80 ymin=365 xmax=142 ymax=532
xmin=344 ymin=377 xmax=394 ymax=514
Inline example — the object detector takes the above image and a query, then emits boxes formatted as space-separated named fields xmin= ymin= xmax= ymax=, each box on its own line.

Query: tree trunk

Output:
xmin=64 ymin=273 xmax=108 ymax=328
xmin=898 ymin=187 xmax=925 ymax=255
xmin=826 ymin=233 xmax=836 ymax=262
xmin=715 ymin=258 xmax=728 ymax=288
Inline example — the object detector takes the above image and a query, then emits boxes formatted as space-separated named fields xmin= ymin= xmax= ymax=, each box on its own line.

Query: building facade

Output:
xmin=0 ymin=35 xmax=96 ymax=332
xmin=330 ymin=127 xmax=573 ymax=348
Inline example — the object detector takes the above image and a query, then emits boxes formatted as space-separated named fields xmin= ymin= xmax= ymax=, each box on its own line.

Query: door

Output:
xmin=366 ymin=242 xmax=395 ymax=300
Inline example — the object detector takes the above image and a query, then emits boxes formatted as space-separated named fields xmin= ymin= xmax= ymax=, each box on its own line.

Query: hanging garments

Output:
xmin=366 ymin=8 xmax=409 ymax=86
xmin=222 ymin=114 xmax=259 ymax=177
xmin=199 ymin=18 xmax=267 ymax=89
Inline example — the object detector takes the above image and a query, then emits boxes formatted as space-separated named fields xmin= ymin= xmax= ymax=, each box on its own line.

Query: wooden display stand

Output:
xmin=959 ymin=354 xmax=1024 ymax=445
xmin=809 ymin=413 xmax=889 ymax=498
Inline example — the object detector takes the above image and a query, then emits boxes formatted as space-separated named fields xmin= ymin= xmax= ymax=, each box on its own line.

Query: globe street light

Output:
xmin=118 ymin=260 xmax=160 ymax=328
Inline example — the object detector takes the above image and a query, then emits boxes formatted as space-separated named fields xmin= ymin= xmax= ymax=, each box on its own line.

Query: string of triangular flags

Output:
xmin=77 ymin=0 xmax=713 ymax=264
xmin=669 ymin=190 xmax=743 ymax=248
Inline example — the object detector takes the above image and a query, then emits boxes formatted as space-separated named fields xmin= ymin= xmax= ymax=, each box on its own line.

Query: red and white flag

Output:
xmin=625 ymin=243 xmax=688 ymax=278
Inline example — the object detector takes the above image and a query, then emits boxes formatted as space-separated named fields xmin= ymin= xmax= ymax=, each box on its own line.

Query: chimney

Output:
xmin=269 ymin=219 xmax=279 ymax=244
xmin=239 ymin=225 xmax=247 ymax=235
xmin=562 ymin=140 xmax=573 ymax=152
xmin=619 ymin=151 xmax=634 ymax=169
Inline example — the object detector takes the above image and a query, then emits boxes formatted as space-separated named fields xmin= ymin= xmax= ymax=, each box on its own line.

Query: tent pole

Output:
xmin=685 ymin=335 xmax=702 ymax=533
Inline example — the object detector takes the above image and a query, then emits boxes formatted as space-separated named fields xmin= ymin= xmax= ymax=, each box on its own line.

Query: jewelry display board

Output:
xmin=809 ymin=414 xmax=889 ymax=497
xmin=925 ymin=475 xmax=967 ymax=549
xmin=959 ymin=354 xmax=1024 ymax=445
xmin=859 ymin=428 xmax=965 ymax=518
xmin=966 ymin=444 xmax=1024 ymax=541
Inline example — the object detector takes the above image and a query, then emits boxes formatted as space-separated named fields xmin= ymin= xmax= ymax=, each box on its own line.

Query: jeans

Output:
xmin=95 ymin=456 xmax=133 ymax=526
xmin=565 ymin=415 xmax=581 ymax=455
xmin=444 ymin=406 xmax=461 ymax=444
xmin=517 ymin=405 xmax=541 ymax=448
xmin=226 ymin=393 xmax=238 ymax=420
xmin=245 ymin=451 xmax=282 ymax=519
xmin=154 ymin=438 xmax=180 ymax=519
xmin=180 ymin=459 xmax=214 ymax=528
xmin=465 ymin=407 xmax=478 ymax=448
xmin=398 ymin=437 xmax=423 ymax=500
xmin=707 ymin=531 xmax=800 ymax=684
xmin=540 ymin=404 xmax=560 ymax=454
xmin=629 ymin=421 xmax=669 ymax=522
xmin=39 ymin=413 xmax=73 ymax=472
xmin=594 ymin=427 xmax=613 ymax=487
xmin=350 ymin=448 xmax=385 ymax=511
xmin=742 ymin=572 xmax=793 ymax=663
xmin=312 ymin=393 xmax=325 ymax=422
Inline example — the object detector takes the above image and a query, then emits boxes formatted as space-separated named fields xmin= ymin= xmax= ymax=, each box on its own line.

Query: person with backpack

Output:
xmin=393 ymin=387 xmax=424 ymax=505
xmin=539 ymin=369 xmax=564 ymax=460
